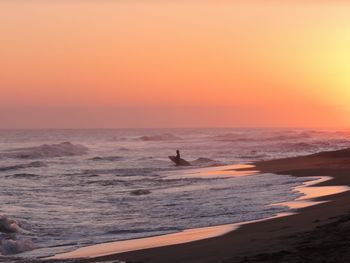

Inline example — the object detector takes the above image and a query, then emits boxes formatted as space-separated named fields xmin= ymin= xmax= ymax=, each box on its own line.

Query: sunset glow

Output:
xmin=1 ymin=1 xmax=350 ymax=128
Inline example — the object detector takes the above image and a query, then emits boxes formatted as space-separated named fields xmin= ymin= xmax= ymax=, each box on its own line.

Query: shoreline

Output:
xmin=74 ymin=148 xmax=350 ymax=263
xmin=46 ymin=148 xmax=350 ymax=263
xmin=46 ymin=175 xmax=348 ymax=261
xmin=45 ymin=165 xmax=262 ymax=260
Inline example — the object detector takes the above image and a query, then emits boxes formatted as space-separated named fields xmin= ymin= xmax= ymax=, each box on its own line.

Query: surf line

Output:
xmin=46 ymin=169 xmax=350 ymax=260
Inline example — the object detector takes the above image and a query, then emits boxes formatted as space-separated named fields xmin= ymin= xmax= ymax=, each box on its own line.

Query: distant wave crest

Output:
xmin=139 ymin=133 xmax=182 ymax=141
xmin=212 ymin=132 xmax=312 ymax=142
xmin=1 ymin=142 xmax=88 ymax=159
xmin=212 ymin=133 xmax=252 ymax=142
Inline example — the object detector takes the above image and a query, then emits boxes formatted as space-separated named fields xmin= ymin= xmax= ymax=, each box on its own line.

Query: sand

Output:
xmin=61 ymin=148 xmax=350 ymax=263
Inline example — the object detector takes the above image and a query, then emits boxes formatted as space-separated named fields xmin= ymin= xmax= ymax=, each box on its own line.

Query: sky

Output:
xmin=1 ymin=1 xmax=350 ymax=129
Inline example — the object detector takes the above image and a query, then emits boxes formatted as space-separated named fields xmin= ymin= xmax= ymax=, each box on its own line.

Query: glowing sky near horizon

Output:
xmin=1 ymin=1 xmax=350 ymax=128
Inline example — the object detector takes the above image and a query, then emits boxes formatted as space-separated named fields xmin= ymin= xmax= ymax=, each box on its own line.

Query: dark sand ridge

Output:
xmin=63 ymin=148 xmax=350 ymax=263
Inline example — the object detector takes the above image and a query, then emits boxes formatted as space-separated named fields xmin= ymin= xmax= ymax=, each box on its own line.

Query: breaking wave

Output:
xmin=0 ymin=216 xmax=35 ymax=255
xmin=1 ymin=142 xmax=88 ymax=159
xmin=277 ymin=142 xmax=318 ymax=151
xmin=0 ymin=216 xmax=22 ymax=234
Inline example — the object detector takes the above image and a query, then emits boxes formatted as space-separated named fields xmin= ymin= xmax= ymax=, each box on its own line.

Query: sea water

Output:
xmin=0 ymin=128 xmax=349 ymax=261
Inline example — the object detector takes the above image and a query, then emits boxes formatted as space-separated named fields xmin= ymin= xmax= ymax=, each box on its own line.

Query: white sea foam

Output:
xmin=0 ymin=239 xmax=36 ymax=255
xmin=191 ymin=157 xmax=224 ymax=167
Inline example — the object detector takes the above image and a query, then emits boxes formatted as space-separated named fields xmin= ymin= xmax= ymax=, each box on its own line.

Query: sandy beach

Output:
xmin=64 ymin=148 xmax=350 ymax=263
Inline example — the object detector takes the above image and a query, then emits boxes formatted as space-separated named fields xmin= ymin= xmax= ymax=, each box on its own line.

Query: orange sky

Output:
xmin=1 ymin=1 xmax=350 ymax=128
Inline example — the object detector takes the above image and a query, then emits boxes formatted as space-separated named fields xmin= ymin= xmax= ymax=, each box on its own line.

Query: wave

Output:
xmin=84 ymin=167 xmax=168 ymax=176
xmin=109 ymin=136 xmax=128 ymax=142
xmin=85 ymin=176 xmax=219 ymax=190
xmin=5 ymin=173 xmax=40 ymax=179
xmin=238 ymin=153 xmax=268 ymax=160
xmin=211 ymin=133 xmax=251 ymax=142
xmin=0 ymin=161 xmax=46 ymax=172
xmin=89 ymin=156 xmax=123 ymax=162
xmin=0 ymin=216 xmax=21 ymax=234
xmin=283 ymin=142 xmax=317 ymax=150
xmin=275 ymin=142 xmax=322 ymax=152
xmin=0 ymin=216 xmax=35 ymax=255
xmin=0 ymin=239 xmax=36 ymax=255
xmin=1 ymin=142 xmax=88 ymax=159
xmin=139 ymin=133 xmax=182 ymax=141
xmin=212 ymin=131 xmax=314 ymax=142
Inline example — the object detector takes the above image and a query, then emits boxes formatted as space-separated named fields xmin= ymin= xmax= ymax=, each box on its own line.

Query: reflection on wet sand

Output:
xmin=47 ymin=223 xmax=239 ymax=260
xmin=274 ymin=176 xmax=350 ymax=209
xmin=175 ymin=164 xmax=257 ymax=178
xmin=48 ymin=212 xmax=293 ymax=260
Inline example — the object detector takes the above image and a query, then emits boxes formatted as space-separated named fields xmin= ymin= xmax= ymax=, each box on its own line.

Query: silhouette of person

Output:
xmin=175 ymin=149 xmax=181 ymax=166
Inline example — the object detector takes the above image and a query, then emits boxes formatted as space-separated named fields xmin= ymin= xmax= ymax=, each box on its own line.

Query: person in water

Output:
xmin=175 ymin=149 xmax=181 ymax=166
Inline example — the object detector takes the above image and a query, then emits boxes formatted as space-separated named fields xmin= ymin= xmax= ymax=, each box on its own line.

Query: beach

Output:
xmin=72 ymin=148 xmax=350 ymax=263
xmin=1 ymin=129 xmax=350 ymax=262
xmin=2 ymin=0 xmax=350 ymax=262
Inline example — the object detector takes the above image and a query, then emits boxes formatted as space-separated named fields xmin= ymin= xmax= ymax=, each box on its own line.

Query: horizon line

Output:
xmin=0 ymin=126 xmax=348 ymax=131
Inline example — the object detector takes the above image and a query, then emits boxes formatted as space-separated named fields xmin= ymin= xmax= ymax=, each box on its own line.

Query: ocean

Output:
xmin=0 ymin=128 xmax=349 ymax=261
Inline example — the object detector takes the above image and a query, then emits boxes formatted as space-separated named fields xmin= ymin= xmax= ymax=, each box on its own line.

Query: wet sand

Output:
xmin=64 ymin=148 xmax=350 ymax=263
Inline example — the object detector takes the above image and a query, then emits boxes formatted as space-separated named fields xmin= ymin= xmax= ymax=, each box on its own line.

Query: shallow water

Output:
xmin=0 ymin=128 xmax=349 ymax=260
